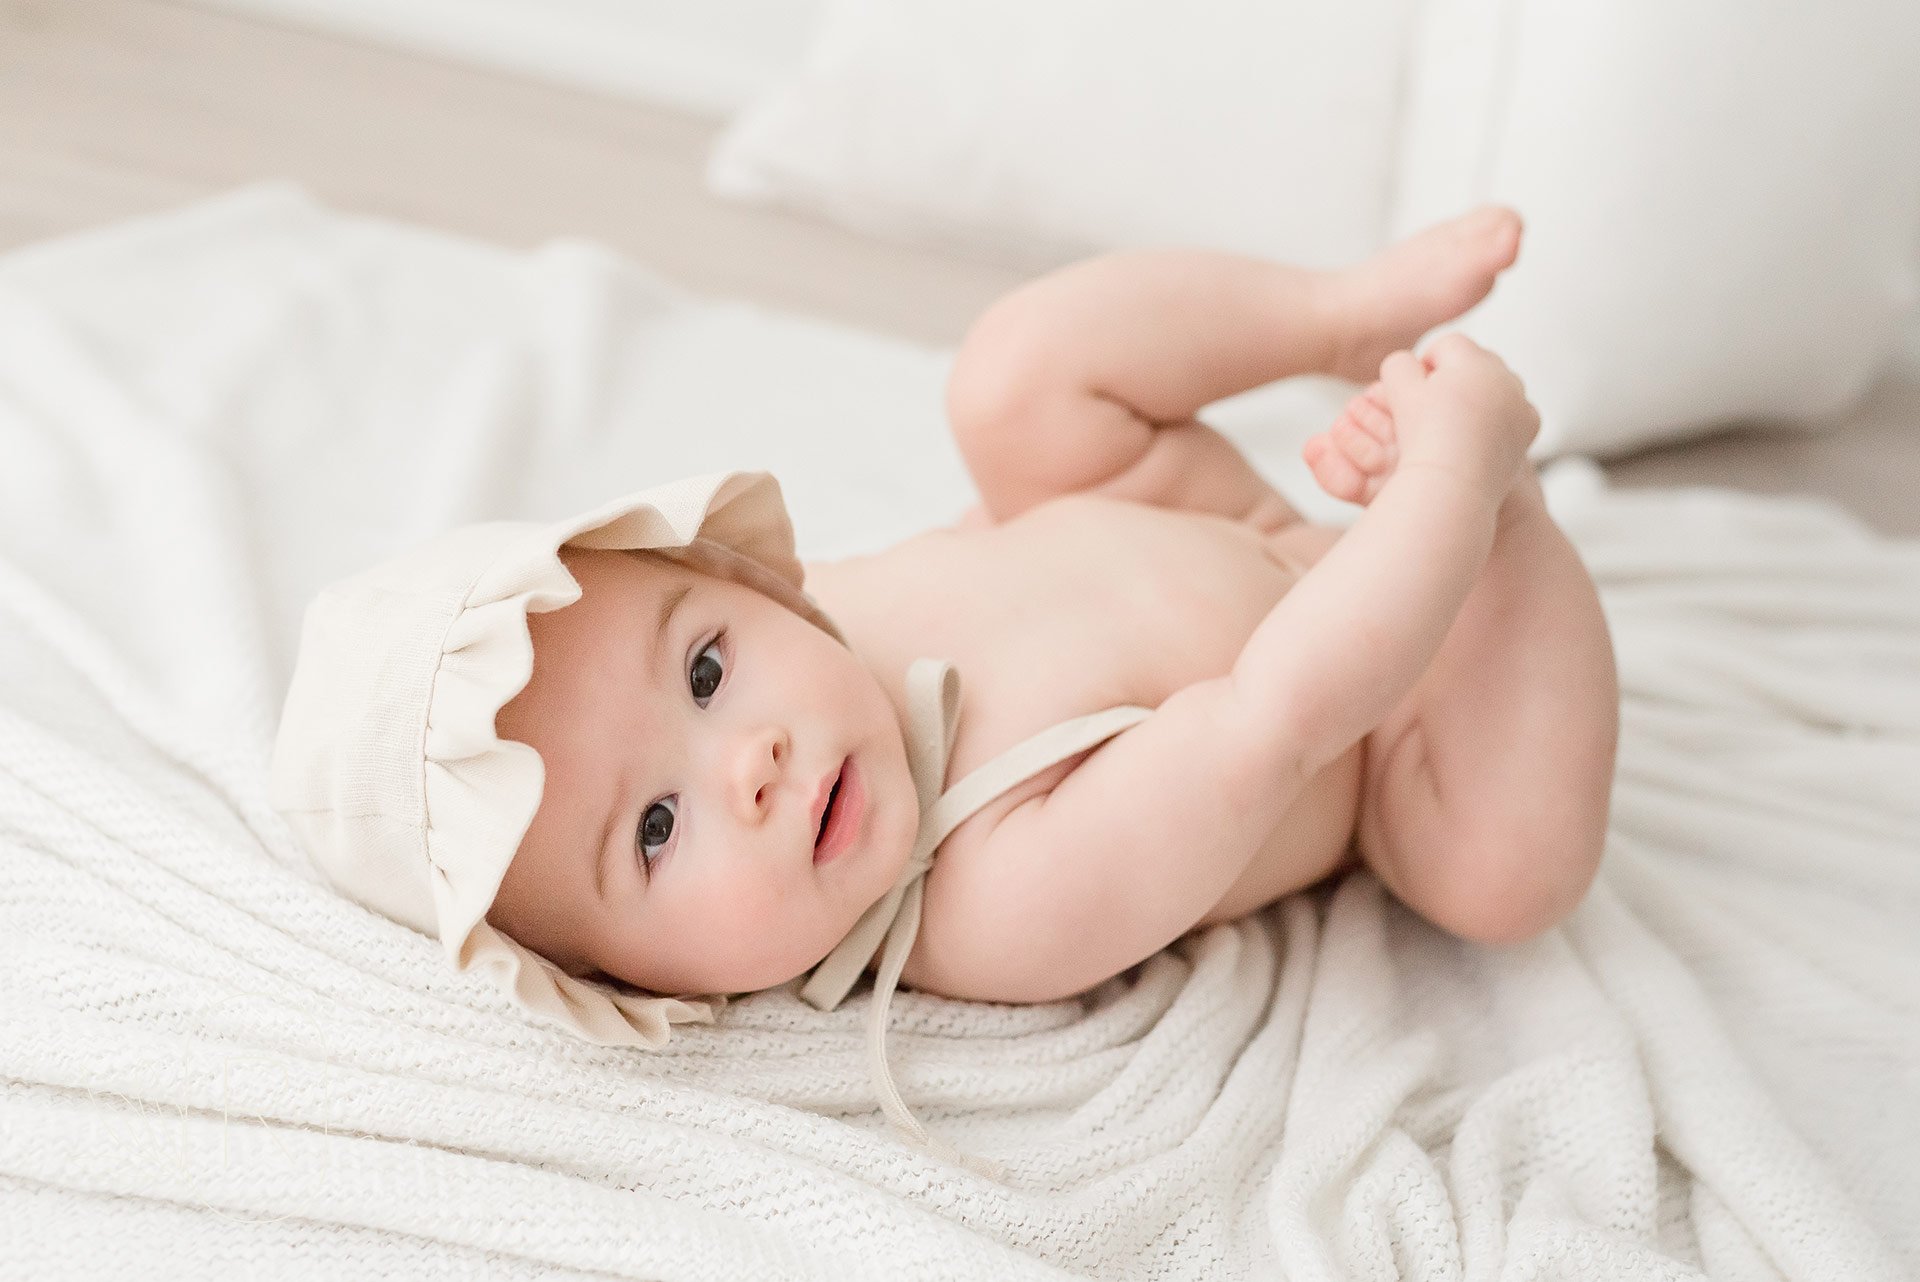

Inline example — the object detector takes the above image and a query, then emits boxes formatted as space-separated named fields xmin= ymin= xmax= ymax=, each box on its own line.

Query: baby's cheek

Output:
xmin=707 ymin=881 xmax=823 ymax=987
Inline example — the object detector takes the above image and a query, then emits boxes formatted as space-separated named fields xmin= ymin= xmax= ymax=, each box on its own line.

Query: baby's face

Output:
xmin=488 ymin=547 xmax=918 ymax=997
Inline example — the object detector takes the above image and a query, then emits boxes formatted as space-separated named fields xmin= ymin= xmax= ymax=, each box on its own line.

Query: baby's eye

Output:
xmin=639 ymin=796 xmax=677 ymax=865
xmin=689 ymin=636 xmax=725 ymax=706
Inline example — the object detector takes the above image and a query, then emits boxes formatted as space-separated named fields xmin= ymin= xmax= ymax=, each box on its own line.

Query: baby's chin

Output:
xmin=588 ymin=954 xmax=800 ymax=1000
xmin=589 ymin=904 xmax=881 ymax=999
xmin=862 ymin=741 xmax=922 ymax=875
xmin=732 ymin=842 xmax=923 ymax=996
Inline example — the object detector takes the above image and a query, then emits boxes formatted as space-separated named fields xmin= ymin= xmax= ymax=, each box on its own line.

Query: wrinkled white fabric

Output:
xmin=1 ymin=188 xmax=1915 ymax=1280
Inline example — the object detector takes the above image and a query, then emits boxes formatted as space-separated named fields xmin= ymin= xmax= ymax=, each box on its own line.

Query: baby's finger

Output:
xmin=1422 ymin=332 xmax=1483 ymax=369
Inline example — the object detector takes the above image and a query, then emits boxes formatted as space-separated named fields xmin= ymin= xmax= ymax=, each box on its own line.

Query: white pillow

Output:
xmin=714 ymin=2 xmax=1920 ymax=459
xmin=1398 ymin=0 xmax=1920 ymax=457
xmin=708 ymin=0 xmax=1413 ymax=271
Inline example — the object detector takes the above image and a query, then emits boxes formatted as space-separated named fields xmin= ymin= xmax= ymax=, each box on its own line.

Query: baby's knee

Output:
xmin=1357 ymin=722 xmax=1607 ymax=945
xmin=1427 ymin=815 xmax=1606 ymax=945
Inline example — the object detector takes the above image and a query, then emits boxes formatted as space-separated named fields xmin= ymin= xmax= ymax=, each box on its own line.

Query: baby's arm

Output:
xmin=1230 ymin=338 xmax=1537 ymax=776
xmin=914 ymin=338 xmax=1536 ymax=1005
xmin=947 ymin=250 xmax=1326 ymax=530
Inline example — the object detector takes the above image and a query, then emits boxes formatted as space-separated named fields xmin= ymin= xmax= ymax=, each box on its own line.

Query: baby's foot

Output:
xmin=1305 ymin=373 xmax=1547 ymax=511
xmin=1302 ymin=382 xmax=1398 ymax=506
xmin=1325 ymin=205 xmax=1523 ymax=384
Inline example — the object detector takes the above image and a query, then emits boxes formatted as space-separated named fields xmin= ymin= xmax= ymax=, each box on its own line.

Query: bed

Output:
xmin=1 ymin=186 xmax=1915 ymax=1279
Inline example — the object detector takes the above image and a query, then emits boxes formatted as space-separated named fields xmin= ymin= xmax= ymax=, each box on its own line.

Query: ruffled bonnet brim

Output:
xmin=276 ymin=471 xmax=833 ymax=1047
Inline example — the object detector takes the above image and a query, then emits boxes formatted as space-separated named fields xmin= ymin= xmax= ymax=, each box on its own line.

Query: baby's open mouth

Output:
xmin=815 ymin=767 xmax=844 ymax=849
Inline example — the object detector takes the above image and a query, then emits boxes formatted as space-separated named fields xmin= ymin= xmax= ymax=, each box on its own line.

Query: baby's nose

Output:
xmin=729 ymin=726 xmax=788 ymax=822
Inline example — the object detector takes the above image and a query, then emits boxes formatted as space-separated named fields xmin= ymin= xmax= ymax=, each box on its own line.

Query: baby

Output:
xmin=270 ymin=205 xmax=1617 ymax=1167
xmin=484 ymin=206 xmax=1618 ymax=1007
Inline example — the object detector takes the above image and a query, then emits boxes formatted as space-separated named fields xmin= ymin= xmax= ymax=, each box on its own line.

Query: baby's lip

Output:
xmin=809 ymin=760 xmax=844 ymax=840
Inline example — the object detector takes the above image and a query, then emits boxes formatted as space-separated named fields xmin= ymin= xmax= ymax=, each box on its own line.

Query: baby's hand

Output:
xmin=1301 ymin=382 xmax=1399 ymax=507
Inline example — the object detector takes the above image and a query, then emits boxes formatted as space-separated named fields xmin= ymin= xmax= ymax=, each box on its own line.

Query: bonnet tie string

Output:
xmin=798 ymin=658 xmax=1150 ymax=1181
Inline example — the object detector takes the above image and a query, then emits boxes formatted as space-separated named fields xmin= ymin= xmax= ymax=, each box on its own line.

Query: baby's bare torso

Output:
xmin=804 ymin=495 xmax=1364 ymax=968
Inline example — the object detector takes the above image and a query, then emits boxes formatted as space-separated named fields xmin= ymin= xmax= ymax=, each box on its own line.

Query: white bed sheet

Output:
xmin=1 ymin=185 xmax=1915 ymax=1280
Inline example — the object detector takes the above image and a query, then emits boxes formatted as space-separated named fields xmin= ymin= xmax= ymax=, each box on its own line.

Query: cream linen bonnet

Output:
xmin=269 ymin=471 xmax=843 ymax=1047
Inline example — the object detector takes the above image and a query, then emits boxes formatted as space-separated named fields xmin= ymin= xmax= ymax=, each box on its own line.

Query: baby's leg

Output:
xmin=1354 ymin=470 xmax=1620 ymax=944
xmin=946 ymin=207 xmax=1523 ymax=521
xmin=1313 ymin=205 xmax=1526 ymax=386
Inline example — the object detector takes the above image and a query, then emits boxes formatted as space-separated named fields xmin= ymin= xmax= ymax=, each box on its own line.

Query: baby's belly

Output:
xmin=935 ymin=503 xmax=1367 ymax=933
xmin=950 ymin=497 xmax=1312 ymax=719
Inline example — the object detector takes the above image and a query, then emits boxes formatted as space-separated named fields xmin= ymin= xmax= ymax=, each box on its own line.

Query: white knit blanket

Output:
xmin=2 ymin=187 xmax=1915 ymax=1280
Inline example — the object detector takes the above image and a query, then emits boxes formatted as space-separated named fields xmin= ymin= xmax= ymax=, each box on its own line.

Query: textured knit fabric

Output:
xmin=2 ymin=189 xmax=1916 ymax=1279
xmin=5 ymin=471 xmax=1913 ymax=1279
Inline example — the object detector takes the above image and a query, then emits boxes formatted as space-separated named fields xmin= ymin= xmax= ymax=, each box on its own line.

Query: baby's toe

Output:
xmin=1348 ymin=396 xmax=1397 ymax=452
xmin=1306 ymin=435 xmax=1369 ymax=502
xmin=1332 ymin=416 xmax=1385 ymax=471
